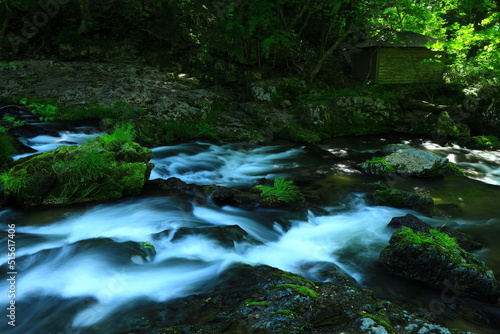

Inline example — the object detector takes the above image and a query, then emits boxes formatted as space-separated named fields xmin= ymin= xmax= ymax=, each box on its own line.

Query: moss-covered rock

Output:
xmin=370 ymin=183 xmax=434 ymax=216
xmin=0 ymin=136 xmax=153 ymax=207
xmin=380 ymin=227 xmax=500 ymax=303
xmin=358 ymin=144 xmax=461 ymax=177
xmin=120 ymin=264 xmax=471 ymax=334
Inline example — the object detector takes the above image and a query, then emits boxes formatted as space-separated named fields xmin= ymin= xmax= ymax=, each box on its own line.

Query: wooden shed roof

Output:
xmin=358 ymin=31 xmax=440 ymax=48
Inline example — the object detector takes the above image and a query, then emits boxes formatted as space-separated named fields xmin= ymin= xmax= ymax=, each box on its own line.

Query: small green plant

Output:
xmin=275 ymin=283 xmax=318 ymax=298
xmin=98 ymin=123 xmax=136 ymax=149
xmin=252 ymin=177 xmax=302 ymax=204
xmin=20 ymin=98 xmax=59 ymax=121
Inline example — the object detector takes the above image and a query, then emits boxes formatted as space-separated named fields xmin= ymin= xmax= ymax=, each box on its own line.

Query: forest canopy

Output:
xmin=0 ymin=0 xmax=498 ymax=85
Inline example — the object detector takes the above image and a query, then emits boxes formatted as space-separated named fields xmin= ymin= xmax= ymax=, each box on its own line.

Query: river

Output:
xmin=1 ymin=126 xmax=500 ymax=333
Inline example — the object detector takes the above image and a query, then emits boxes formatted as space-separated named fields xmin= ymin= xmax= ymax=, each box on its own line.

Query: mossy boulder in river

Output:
xmin=369 ymin=182 xmax=434 ymax=216
xmin=0 ymin=135 xmax=154 ymax=207
xmin=380 ymin=226 xmax=500 ymax=303
xmin=358 ymin=144 xmax=461 ymax=177
xmin=122 ymin=264 xmax=469 ymax=334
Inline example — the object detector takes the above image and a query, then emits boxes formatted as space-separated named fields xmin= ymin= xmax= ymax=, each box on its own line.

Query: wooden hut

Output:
xmin=351 ymin=31 xmax=445 ymax=84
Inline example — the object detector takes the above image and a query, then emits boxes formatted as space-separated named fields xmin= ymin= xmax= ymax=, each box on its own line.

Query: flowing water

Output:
xmin=1 ymin=130 xmax=500 ymax=333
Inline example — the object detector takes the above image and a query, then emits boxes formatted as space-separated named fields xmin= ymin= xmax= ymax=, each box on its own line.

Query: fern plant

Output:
xmin=253 ymin=177 xmax=301 ymax=204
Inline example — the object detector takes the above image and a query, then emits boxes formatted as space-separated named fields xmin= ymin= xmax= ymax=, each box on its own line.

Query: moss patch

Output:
xmin=275 ymin=284 xmax=319 ymax=298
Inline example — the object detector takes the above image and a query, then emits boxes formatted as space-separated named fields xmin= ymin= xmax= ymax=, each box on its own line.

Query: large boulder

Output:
xmin=358 ymin=144 xmax=461 ymax=177
xmin=380 ymin=226 xmax=499 ymax=303
xmin=1 ymin=134 xmax=153 ymax=207
xmin=119 ymin=264 xmax=470 ymax=334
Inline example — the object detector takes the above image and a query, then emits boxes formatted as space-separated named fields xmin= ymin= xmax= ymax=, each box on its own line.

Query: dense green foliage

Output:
xmin=1 ymin=0 xmax=497 ymax=85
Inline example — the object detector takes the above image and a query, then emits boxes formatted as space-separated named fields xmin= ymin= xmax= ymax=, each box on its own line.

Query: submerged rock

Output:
xmin=152 ymin=225 xmax=262 ymax=248
xmin=380 ymin=226 xmax=499 ymax=303
xmin=358 ymin=144 xmax=461 ymax=177
xmin=1 ymin=135 xmax=153 ymax=207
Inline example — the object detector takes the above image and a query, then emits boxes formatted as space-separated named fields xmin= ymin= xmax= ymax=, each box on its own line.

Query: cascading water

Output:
xmin=1 ymin=131 xmax=500 ymax=333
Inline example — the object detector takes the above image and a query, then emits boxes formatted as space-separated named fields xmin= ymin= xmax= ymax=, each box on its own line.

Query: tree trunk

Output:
xmin=78 ymin=0 xmax=92 ymax=34
xmin=310 ymin=29 xmax=352 ymax=81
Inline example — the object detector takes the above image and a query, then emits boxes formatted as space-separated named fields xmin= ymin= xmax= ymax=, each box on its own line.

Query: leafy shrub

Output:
xmin=253 ymin=177 xmax=301 ymax=204
xmin=20 ymin=98 xmax=59 ymax=121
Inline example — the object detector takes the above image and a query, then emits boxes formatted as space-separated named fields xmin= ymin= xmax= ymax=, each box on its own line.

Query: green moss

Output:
xmin=273 ymin=272 xmax=315 ymax=287
xmin=246 ymin=301 xmax=269 ymax=307
xmin=448 ymin=162 xmax=466 ymax=176
xmin=362 ymin=314 xmax=396 ymax=334
xmin=275 ymin=284 xmax=319 ymax=298
xmin=271 ymin=309 xmax=295 ymax=316
xmin=365 ymin=157 xmax=395 ymax=173
xmin=0 ymin=134 xmax=16 ymax=171
xmin=2 ymin=126 xmax=152 ymax=206
xmin=429 ymin=229 xmax=459 ymax=248
xmin=140 ymin=242 xmax=155 ymax=251
xmin=252 ymin=177 xmax=302 ymax=205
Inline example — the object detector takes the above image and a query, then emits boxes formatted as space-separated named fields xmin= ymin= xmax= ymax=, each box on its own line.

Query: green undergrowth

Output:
xmin=18 ymin=98 xmax=138 ymax=122
xmin=472 ymin=135 xmax=500 ymax=149
xmin=252 ymin=177 xmax=302 ymax=205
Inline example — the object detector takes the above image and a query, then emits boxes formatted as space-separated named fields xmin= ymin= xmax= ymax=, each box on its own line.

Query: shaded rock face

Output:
xmin=359 ymin=144 xmax=458 ymax=177
xmin=380 ymin=226 xmax=499 ymax=303
xmin=122 ymin=264 xmax=468 ymax=334
xmin=2 ymin=137 xmax=153 ymax=207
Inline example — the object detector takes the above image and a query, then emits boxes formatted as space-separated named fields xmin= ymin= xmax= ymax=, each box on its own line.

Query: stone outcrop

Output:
xmin=380 ymin=224 xmax=499 ymax=303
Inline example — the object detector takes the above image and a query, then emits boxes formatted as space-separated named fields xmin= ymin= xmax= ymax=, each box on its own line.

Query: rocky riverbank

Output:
xmin=0 ymin=60 xmax=479 ymax=147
